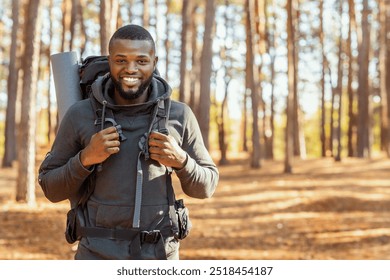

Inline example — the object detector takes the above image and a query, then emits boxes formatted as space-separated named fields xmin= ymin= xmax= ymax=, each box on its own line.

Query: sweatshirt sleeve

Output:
xmin=174 ymin=105 xmax=219 ymax=199
xmin=38 ymin=104 xmax=94 ymax=203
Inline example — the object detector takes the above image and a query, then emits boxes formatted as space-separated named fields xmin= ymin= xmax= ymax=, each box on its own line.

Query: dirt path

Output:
xmin=1 ymin=155 xmax=390 ymax=259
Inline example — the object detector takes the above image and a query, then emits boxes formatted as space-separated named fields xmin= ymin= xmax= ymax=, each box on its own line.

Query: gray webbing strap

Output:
xmin=133 ymin=152 xmax=143 ymax=228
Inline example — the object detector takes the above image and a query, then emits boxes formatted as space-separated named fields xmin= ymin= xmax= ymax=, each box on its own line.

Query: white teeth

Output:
xmin=123 ymin=77 xmax=138 ymax=82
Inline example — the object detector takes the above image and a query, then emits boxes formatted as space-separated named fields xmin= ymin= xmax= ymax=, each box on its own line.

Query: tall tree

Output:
xmin=16 ymin=0 xmax=42 ymax=205
xmin=69 ymin=0 xmax=86 ymax=54
xmin=334 ymin=0 xmax=344 ymax=162
xmin=346 ymin=0 xmax=357 ymax=157
xmin=245 ymin=0 xmax=261 ymax=168
xmin=46 ymin=0 xmax=54 ymax=144
xmin=217 ymin=0 xmax=233 ymax=165
xmin=255 ymin=0 xmax=266 ymax=160
xmin=285 ymin=0 xmax=296 ymax=173
xmin=265 ymin=0 xmax=277 ymax=160
xmin=356 ymin=0 xmax=371 ymax=158
xmin=164 ymin=0 xmax=172 ymax=82
xmin=292 ymin=0 xmax=302 ymax=158
xmin=60 ymin=0 xmax=71 ymax=52
xmin=142 ymin=0 xmax=150 ymax=28
xmin=198 ymin=0 xmax=216 ymax=149
xmin=178 ymin=0 xmax=192 ymax=104
xmin=2 ymin=0 xmax=20 ymax=167
xmin=319 ymin=0 xmax=327 ymax=157
xmin=189 ymin=3 xmax=200 ymax=115
xmin=386 ymin=0 xmax=390 ymax=153
xmin=100 ymin=0 xmax=119 ymax=55
xmin=379 ymin=0 xmax=390 ymax=156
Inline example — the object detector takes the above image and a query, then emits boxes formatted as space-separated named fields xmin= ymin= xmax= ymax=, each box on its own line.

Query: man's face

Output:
xmin=108 ymin=39 xmax=157 ymax=104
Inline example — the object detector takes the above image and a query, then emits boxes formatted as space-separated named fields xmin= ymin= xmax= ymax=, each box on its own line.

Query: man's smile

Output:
xmin=121 ymin=77 xmax=140 ymax=87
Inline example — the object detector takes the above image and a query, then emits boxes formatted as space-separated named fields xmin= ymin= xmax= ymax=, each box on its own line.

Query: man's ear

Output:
xmin=107 ymin=55 xmax=111 ymax=66
xmin=154 ymin=56 xmax=159 ymax=69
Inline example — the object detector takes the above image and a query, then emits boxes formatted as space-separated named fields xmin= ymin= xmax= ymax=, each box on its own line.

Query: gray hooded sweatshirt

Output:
xmin=38 ymin=74 xmax=219 ymax=259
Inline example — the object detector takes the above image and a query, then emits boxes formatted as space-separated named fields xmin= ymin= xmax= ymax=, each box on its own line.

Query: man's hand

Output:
xmin=148 ymin=131 xmax=187 ymax=169
xmin=80 ymin=126 xmax=120 ymax=168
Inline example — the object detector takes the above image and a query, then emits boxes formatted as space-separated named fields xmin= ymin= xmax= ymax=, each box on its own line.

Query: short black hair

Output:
xmin=108 ymin=24 xmax=155 ymax=53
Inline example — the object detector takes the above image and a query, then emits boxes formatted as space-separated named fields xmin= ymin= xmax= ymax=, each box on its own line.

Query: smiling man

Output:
xmin=38 ymin=24 xmax=219 ymax=260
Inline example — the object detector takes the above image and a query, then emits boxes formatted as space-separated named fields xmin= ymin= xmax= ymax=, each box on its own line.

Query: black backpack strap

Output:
xmin=156 ymin=98 xmax=171 ymax=135
xmin=133 ymin=97 xmax=171 ymax=229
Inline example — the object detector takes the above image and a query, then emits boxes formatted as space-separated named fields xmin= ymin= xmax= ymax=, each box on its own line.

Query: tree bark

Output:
xmin=2 ymin=0 xmax=20 ymax=167
xmin=285 ymin=0 xmax=295 ymax=173
xmin=198 ymin=0 xmax=216 ymax=150
xmin=335 ymin=0 xmax=344 ymax=162
xmin=245 ymin=0 xmax=261 ymax=168
xmin=100 ymin=0 xmax=119 ymax=55
xmin=347 ymin=0 xmax=357 ymax=157
xmin=379 ymin=0 xmax=390 ymax=156
xmin=164 ymin=0 xmax=171 ymax=82
xmin=179 ymin=0 xmax=192 ymax=104
xmin=319 ymin=0 xmax=327 ymax=157
xmin=17 ymin=0 xmax=42 ymax=205
xmin=189 ymin=4 xmax=200 ymax=116
xmin=143 ymin=0 xmax=150 ymax=28
xmin=60 ymin=0 xmax=71 ymax=52
xmin=356 ymin=0 xmax=371 ymax=158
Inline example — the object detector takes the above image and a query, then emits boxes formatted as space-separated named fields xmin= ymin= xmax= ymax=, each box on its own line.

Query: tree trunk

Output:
xmin=164 ymin=0 xmax=171 ymax=82
xmin=143 ymin=0 xmax=150 ymax=28
xmin=335 ymin=0 xmax=344 ymax=162
xmin=387 ymin=1 xmax=390 ymax=153
xmin=198 ymin=0 xmax=216 ymax=150
xmin=218 ymin=79 xmax=230 ymax=165
xmin=285 ymin=0 xmax=295 ymax=173
xmin=189 ymin=4 xmax=200 ymax=116
xmin=69 ymin=0 xmax=77 ymax=50
xmin=264 ymin=0 xmax=274 ymax=160
xmin=347 ymin=0 xmax=357 ymax=157
xmin=242 ymin=91 xmax=248 ymax=152
xmin=319 ymin=0 xmax=327 ymax=157
xmin=179 ymin=0 xmax=192 ymax=104
xmin=379 ymin=0 xmax=390 ymax=156
xmin=60 ymin=0 xmax=71 ymax=52
xmin=100 ymin=0 xmax=119 ymax=55
xmin=292 ymin=0 xmax=301 ymax=158
xmin=16 ymin=0 xmax=42 ymax=205
xmin=46 ymin=0 xmax=54 ymax=144
xmin=78 ymin=0 xmax=87 ymax=57
xmin=356 ymin=0 xmax=371 ymax=158
xmin=255 ymin=0 xmax=267 ymax=160
xmin=245 ymin=0 xmax=261 ymax=168
xmin=218 ymin=0 xmax=232 ymax=165
xmin=2 ymin=0 xmax=20 ymax=168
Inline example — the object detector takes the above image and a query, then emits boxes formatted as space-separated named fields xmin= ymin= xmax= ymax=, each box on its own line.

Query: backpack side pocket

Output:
xmin=174 ymin=199 xmax=192 ymax=240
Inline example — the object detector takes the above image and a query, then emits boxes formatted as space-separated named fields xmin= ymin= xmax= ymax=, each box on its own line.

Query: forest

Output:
xmin=0 ymin=0 xmax=390 ymax=260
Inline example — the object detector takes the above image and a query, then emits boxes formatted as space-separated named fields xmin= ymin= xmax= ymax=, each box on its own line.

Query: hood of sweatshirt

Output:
xmin=90 ymin=73 xmax=171 ymax=115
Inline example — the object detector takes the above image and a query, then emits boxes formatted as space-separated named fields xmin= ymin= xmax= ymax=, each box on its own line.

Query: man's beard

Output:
xmin=111 ymin=74 xmax=153 ymax=101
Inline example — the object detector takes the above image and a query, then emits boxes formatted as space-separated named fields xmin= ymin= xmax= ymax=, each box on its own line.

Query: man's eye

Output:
xmin=138 ymin=60 xmax=148 ymax=64
xmin=116 ymin=59 xmax=126 ymax=64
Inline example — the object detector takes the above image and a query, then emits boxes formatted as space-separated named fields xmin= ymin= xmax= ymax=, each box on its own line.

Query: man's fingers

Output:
xmin=104 ymin=140 xmax=121 ymax=148
xmin=149 ymin=131 xmax=168 ymax=141
xmin=106 ymin=146 xmax=120 ymax=154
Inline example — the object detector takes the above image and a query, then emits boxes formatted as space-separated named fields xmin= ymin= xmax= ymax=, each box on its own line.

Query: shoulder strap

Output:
xmin=156 ymin=98 xmax=171 ymax=135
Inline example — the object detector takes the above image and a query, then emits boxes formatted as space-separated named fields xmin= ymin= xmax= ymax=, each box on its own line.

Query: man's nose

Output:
xmin=125 ymin=62 xmax=138 ymax=73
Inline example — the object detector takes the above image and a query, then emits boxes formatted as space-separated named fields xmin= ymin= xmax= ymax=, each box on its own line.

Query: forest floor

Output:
xmin=1 ymin=152 xmax=390 ymax=260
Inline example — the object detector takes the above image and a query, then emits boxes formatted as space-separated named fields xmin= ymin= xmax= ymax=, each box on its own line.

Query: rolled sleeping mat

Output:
xmin=51 ymin=51 xmax=82 ymax=125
